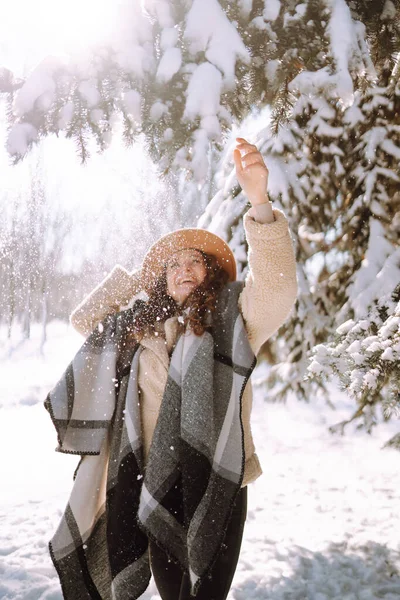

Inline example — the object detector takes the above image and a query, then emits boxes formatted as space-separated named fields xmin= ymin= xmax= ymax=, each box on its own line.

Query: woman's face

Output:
xmin=166 ymin=249 xmax=207 ymax=305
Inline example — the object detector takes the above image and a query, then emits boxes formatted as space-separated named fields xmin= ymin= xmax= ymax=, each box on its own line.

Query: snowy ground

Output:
xmin=1 ymin=322 xmax=400 ymax=600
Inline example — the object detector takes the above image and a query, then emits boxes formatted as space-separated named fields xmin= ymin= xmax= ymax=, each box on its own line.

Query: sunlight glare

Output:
xmin=5 ymin=0 xmax=117 ymax=61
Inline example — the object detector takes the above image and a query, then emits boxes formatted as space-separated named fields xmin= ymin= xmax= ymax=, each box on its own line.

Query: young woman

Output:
xmin=46 ymin=138 xmax=297 ymax=600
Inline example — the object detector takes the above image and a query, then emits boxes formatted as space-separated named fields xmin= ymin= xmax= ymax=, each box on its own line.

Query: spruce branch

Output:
xmin=388 ymin=51 xmax=400 ymax=94
xmin=328 ymin=395 xmax=372 ymax=436
xmin=270 ymin=81 xmax=297 ymax=136
xmin=0 ymin=67 xmax=24 ymax=92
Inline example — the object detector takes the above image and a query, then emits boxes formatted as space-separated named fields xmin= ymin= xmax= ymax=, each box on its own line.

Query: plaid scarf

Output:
xmin=45 ymin=282 xmax=256 ymax=599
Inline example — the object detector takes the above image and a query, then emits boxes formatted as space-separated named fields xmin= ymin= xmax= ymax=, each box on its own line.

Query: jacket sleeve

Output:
xmin=239 ymin=207 xmax=297 ymax=356
xmin=70 ymin=266 xmax=142 ymax=337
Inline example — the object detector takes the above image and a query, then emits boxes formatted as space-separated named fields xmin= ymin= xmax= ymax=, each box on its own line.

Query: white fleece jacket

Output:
xmin=70 ymin=208 xmax=297 ymax=485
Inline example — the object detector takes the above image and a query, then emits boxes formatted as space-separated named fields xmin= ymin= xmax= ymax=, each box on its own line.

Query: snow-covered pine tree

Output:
xmin=308 ymin=77 xmax=400 ymax=430
xmin=194 ymin=1 xmax=400 ymax=429
xmin=1 ymin=1 xmax=400 ymax=428
xmin=200 ymin=77 xmax=356 ymax=403
xmin=303 ymin=0 xmax=400 ymax=428
xmin=0 ymin=1 xmax=386 ymax=179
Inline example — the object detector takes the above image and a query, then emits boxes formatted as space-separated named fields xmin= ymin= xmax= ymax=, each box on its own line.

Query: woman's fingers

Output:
xmin=240 ymin=150 xmax=264 ymax=168
xmin=236 ymin=137 xmax=257 ymax=147
xmin=235 ymin=136 xmax=268 ymax=176
xmin=238 ymin=150 xmax=268 ymax=175
xmin=235 ymin=139 xmax=265 ymax=166
xmin=234 ymin=148 xmax=263 ymax=171
xmin=236 ymin=144 xmax=258 ymax=155
xmin=236 ymin=137 xmax=254 ymax=147
xmin=234 ymin=137 xmax=269 ymax=204
xmin=233 ymin=148 xmax=243 ymax=173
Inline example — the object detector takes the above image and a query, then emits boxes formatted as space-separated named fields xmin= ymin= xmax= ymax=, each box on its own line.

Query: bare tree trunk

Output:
xmin=22 ymin=282 xmax=31 ymax=340
xmin=7 ymin=295 xmax=15 ymax=339
xmin=7 ymin=265 xmax=16 ymax=339
xmin=40 ymin=287 xmax=48 ymax=354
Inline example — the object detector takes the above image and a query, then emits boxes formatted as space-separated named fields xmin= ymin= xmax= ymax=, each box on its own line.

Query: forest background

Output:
xmin=0 ymin=0 xmax=399 ymax=439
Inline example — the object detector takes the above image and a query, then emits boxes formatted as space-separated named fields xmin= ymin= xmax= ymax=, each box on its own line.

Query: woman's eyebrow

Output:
xmin=168 ymin=252 xmax=202 ymax=263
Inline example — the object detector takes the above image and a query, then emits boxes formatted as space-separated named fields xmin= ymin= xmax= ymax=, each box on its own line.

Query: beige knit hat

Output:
xmin=141 ymin=228 xmax=237 ymax=293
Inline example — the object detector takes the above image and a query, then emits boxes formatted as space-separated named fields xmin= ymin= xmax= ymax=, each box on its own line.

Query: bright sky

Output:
xmin=0 ymin=0 xmax=153 ymax=218
xmin=1 ymin=0 xmax=118 ymax=76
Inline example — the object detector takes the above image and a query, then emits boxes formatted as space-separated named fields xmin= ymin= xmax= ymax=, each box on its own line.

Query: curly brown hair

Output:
xmin=130 ymin=252 xmax=229 ymax=340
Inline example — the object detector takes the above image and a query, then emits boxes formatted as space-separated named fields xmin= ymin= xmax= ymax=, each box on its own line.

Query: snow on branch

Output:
xmin=1 ymin=0 xmax=398 ymax=189
xmin=184 ymin=0 xmax=250 ymax=86
xmin=327 ymin=0 xmax=356 ymax=105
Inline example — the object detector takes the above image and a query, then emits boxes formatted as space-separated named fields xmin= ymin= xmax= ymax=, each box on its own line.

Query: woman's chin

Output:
xmin=173 ymin=285 xmax=197 ymax=305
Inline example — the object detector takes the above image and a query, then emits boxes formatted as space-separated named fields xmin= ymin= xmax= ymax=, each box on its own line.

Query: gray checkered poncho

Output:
xmin=45 ymin=282 xmax=256 ymax=599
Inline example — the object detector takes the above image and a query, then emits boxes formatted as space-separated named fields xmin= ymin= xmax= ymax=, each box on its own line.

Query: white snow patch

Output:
xmin=345 ymin=221 xmax=400 ymax=318
xmin=57 ymin=101 xmax=74 ymax=129
xmin=336 ymin=319 xmax=354 ymax=335
xmin=184 ymin=0 xmax=250 ymax=85
xmin=123 ymin=90 xmax=142 ymax=123
xmin=163 ymin=128 xmax=174 ymax=142
xmin=263 ymin=0 xmax=281 ymax=21
xmin=90 ymin=108 xmax=104 ymax=124
xmin=238 ymin=0 xmax=253 ymax=18
xmin=13 ymin=56 xmax=62 ymax=117
xmin=7 ymin=123 xmax=38 ymax=156
xmin=150 ymin=101 xmax=168 ymax=121
xmin=265 ymin=59 xmax=279 ymax=81
xmin=200 ymin=115 xmax=221 ymax=137
xmin=160 ymin=27 xmax=179 ymax=51
xmin=1 ymin=325 xmax=400 ymax=599
xmin=78 ymin=80 xmax=101 ymax=107
xmin=289 ymin=67 xmax=334 ymax=96
xmin=344 ymin=101 xmax=364 ymax=126
xmin=381 ymin=0 xmax=397 ymax=20
xmin=327 ymin=0 xmax=355 ymax=105
xmin=115 ymin=44 xmax=148 ymax=79
xmin=295 ymin=3 xmax=307 ymax=16
xmin=183 ymin=61 xmax=222 ymax=121
xmin=156 ymin=47 xmax=182 ymax=83
xmin=191 ymin=128 xmax=211 ymax=182
xmin=145 ymin=0 xmax=174 ymax=28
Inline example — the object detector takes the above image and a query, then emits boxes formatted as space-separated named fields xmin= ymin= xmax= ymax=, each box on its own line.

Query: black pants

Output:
xmin=149 ymin=487 xmax=247 ymax=600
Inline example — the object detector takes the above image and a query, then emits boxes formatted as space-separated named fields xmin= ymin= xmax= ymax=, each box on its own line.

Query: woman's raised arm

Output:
xmin=70 ymin=266 xmax=142 ymax=336
xmin=234 ymin=138 xmax=298 ymax=355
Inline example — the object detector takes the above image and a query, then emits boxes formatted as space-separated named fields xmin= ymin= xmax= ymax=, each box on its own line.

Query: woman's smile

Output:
xmin=166 ymin=249 xmax=207 ymax=304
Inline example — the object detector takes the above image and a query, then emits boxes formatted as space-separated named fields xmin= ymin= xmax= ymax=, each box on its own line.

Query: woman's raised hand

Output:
xmin=233 ymin=138 xmax=269 ymax=207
